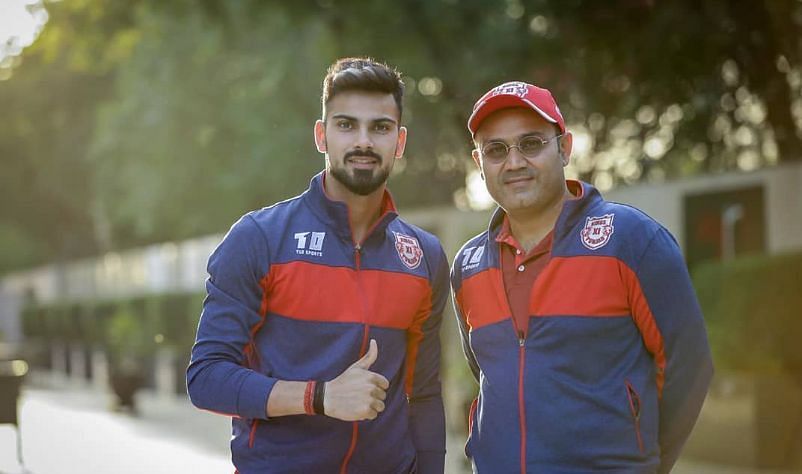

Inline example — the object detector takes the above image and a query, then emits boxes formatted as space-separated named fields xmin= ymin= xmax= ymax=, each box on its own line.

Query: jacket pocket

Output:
xmin=248 ymin=419 xmax=259 ymax=449
xmin=465 ymin=397 xmax=478 ymax=458
xmin=625 ymin=380 xmax=644 ymax=454
xmin=407 ymin=455 xmax=418 ymax=474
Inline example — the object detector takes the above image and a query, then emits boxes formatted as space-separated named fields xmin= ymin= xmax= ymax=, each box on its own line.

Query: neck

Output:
xmin=323 ymin=174 xmax=386 ymax=244
xmin=507 ymin=188 xmax=572 ymax=253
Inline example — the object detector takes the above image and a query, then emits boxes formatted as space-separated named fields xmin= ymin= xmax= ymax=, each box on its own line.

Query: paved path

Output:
xmin=0 ymin=374 xmax=798 ymax=473
xmin=0 ymin=377 xmax=230 ymax=474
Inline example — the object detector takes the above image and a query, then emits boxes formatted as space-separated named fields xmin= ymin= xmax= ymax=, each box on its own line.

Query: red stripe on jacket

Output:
xmin=404 ymin=288 xmax=433 ymax=396
xmin=456 ymin=268 xmax=511 ymax=331
xmin=529 ymin=256 xmax=630 ymax=316
xmin=457 ymin=256 xmax=666 ymax=396
xmin=531 ymin=255 xmax=666 ymax=395
xmin=242 ymin=272 xmax=272 ymax=370
xmin=619 ymin=262 xmax=667 ymax=397
xmin=265 ymin=261 xmax=430 ymax=329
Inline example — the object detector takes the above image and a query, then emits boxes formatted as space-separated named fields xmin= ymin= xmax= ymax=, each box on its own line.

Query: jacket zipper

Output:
xmin=340 ymin=244 xmax=369 ymax=474
xmin=338 ymin=204 xmax=392 ymax=473
xmin=517 ymin=331 xmax=526 ymax=474
xmin=498 ymin=244 xmax=527 ymax=474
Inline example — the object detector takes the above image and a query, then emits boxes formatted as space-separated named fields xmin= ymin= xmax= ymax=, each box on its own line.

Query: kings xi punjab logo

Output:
xmin=491 ymin=81 xmax=528 ymax=98
xmin=580 ymin=214 xmax=615 ymax=250
xmin=394 ymin=232 xmax=423 ymax=269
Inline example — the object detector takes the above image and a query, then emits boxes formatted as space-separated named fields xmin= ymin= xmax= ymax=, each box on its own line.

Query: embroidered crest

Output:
xmin=394 ymin=232 xmax=423 ymax=269
xmin=581 ymin=214 xmax=615 ymax=250
xmin=491 ymin=81 xmax=529 ymax=98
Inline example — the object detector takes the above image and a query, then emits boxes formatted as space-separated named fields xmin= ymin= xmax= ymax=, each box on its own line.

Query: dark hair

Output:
xmin=321 ymin=57 xmax=405 ymax=121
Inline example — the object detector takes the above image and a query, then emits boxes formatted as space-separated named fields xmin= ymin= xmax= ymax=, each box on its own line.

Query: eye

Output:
xmin=336 ymin=120 xmax=353 ymax=130
xmin=482 ymin=142 xmax=508 ymax=161
xmin=518 ymin=136 xmax=545 ymax=156
xmin=373 ymin=122 xmax=392 ymax=133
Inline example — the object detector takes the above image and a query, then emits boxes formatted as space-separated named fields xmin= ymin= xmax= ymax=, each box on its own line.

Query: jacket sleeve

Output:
xmin=406 ymin=244 xmax=448 ymax=474
xmin=450 ymin=262 xmax=481 ymax=383
xmin=632 ymin=228 xmax=713 ymax=473
xmin=186 ymin=214 xmax=278 ymax=420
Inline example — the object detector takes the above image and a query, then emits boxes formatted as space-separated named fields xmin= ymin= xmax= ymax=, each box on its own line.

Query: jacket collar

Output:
xmin=303 ymin=171 xmax=399 ymax=244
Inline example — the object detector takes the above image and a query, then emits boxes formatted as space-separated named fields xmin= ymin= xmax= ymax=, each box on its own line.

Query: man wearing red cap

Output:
xmin=450 ymin=81 xmax=713 ymax=473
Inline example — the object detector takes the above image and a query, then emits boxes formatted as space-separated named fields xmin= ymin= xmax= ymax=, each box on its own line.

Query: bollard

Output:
xmin=0 ymin=359 xmax=28 ymax=468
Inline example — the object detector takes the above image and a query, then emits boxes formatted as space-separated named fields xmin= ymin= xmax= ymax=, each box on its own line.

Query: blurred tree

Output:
xmin=89 ymin=2 xmax=327 ymax=248
xmin=0 ymin=0 xmax=146 ymax=269
xmin=537 ymin=0 xmax=802 ymax=186
xmin=2 ymin=0 xmax=802 ymax=271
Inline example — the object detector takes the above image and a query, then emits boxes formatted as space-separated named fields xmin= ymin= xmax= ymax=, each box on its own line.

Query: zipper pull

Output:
xmin=354 ymin=243 xmax=362 ymax=270
xmin=518 ymin=331 xmax=525 ymax=347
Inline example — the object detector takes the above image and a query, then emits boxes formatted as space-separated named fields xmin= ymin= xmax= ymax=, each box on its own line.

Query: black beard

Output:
xmin=329 ymin=165 xmax=390 ymax=196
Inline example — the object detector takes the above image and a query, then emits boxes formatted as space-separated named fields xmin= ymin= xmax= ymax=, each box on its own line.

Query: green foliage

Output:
xmin=0 ymin=0 xmax=140 ymax=271
xmin=0 ymin=224 xmax=45 ymax=270
xmin=20 ymin=305 xmax=41 ymax=340
xmin=4 ymin=0 xmax=802 ymax=274
xmin=89 ymin=3 xmax=325 ymax=248
xmin=21 ymin=292 xmax=206 ymax=361
xmin=105 ymin=303 xmax=151 ymax=359
xmin=693 ymin=251 xmax=802 ymax=375
xmin=147 ymin=292 xmax=203 ymax=347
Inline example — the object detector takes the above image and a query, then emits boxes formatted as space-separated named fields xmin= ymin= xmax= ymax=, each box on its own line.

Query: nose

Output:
xmin=354 ymin=125 xmax=374 ymax=150
xmin=504 ymin=146 xmax=528 ymax=169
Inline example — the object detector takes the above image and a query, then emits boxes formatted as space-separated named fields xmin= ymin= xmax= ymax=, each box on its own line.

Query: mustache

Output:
xmin=501 ymin=169 xmax=535 ymax=181
xmin=344 ymin=149 xmax=382 ymax=161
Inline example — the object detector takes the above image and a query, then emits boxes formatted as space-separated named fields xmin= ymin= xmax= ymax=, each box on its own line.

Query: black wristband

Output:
xmin=313 ymin=380 xmax=326 ymax=415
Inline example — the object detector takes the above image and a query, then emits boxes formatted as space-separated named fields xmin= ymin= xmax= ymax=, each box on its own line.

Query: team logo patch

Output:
xmin=581 ymin=214 xmax=615 ymax=250
xmin=491 ymin=81 xmax=528 ymax=98
xmin=394 ymin=232 xmax=423 ymax=269
xmin=294 ymin=231 xmax=325 ymax=257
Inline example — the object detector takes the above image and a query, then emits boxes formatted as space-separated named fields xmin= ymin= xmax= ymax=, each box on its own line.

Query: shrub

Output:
xmin=692 ymin=251 xmax=802 ymax=381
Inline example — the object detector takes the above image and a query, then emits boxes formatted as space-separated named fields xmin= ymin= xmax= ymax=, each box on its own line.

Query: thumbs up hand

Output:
xmin=323 ymin=340 xmax=389 ymax=421
xmin=353 ymin=338 xmax=379 ymax=370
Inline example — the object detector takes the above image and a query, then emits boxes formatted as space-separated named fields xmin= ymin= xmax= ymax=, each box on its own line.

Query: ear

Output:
xmin=560 ymin=131 xmax=573 ymax=167
xmin=471 ymin=148 xmax=482 ymax=170
xmin=394 ymin=126 xmax=408 ymax=159
xmin=314 ymin=120 xmax=327 ymax=153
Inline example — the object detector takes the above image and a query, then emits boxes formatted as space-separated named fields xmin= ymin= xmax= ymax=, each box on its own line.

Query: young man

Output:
xmin=188 ymin=58 xmax=448 ymax=473
xmin=451 ymin=81 xmax=713 ymax=473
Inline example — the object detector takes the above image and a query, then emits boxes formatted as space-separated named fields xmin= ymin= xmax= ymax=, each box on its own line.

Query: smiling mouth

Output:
xmin=504 ymin=175 xmax=533 ymax=185
xmin=347 ymin=156 xmax=379 ymax=166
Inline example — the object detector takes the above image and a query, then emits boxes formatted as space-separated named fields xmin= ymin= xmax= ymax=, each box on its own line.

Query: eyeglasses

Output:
xmin=480 ymin=134 xmax=564 ymax=164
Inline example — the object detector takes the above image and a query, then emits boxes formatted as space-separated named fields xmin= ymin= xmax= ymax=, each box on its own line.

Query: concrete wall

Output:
xmin=606 ymin=162 xmax=802 ymax=255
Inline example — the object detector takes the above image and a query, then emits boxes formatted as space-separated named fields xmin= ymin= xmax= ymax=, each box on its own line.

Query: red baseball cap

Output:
xmin=467 ymin=81 xmax=565 ymax=136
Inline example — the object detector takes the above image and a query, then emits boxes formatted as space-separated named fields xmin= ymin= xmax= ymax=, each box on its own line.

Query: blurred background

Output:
xmin=1 ymin=0 xmax=801 ymax=473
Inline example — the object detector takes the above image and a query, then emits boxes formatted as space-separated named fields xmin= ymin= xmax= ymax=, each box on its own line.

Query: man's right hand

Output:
xmin=323 ymin=339 xmax=389 ymax=421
